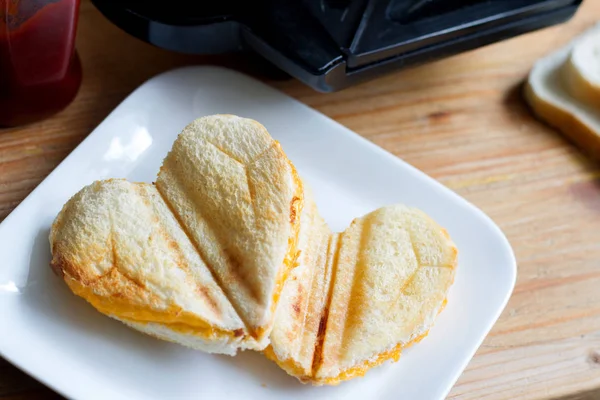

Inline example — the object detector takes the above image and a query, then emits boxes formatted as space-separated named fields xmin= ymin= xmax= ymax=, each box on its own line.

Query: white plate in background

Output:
xmin=0 ymin=66 xmax=516 ymax=400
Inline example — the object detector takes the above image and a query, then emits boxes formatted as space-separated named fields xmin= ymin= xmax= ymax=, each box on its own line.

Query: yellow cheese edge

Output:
xmin=65 ymin=277 xmax=244 ymax=340
xmin=264 ymin=298 xmax=450 ymax=385
xmin=264 ymin=332 xmax=429 ymax=385
xmin=317 ymin=298 xmax=449 ymax=385
xmin=316 ymin=331 xmax=429 ymax=386
xmin=263 ymin=345 xmax=313 ymax=383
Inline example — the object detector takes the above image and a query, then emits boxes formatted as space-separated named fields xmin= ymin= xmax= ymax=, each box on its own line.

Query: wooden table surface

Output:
xmin=2 ymin=1 xmax=600 ymax=399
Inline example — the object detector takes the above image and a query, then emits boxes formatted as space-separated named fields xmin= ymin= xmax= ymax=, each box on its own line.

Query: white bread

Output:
xmin=50 ymin=115 xmax=304 ymax=354
xmin=525 ymin=23 xmax=600 ymax=159
xmin=50 ymin=113 xmax=458 ymax=383
xmin=266 ymin=204 xmax=457 ymax=385
xmin=50 ymin=180 xmax=257 ymax=355
xmin=265 ymin=188 xmax=332 ymax=380
xmin=562 ymin=23 xmax=600 ymax=105
xmin=156 ymin=115 xmax=303 ymax=342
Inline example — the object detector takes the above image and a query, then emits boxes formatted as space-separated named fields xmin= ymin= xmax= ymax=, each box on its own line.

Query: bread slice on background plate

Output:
xmin=525 ymin=23 xmax=600 ymax=159
xmin=266 ymin=200 xmax=457 ymax=385
xmin=50 ymin=115 xmax=303 ymax=355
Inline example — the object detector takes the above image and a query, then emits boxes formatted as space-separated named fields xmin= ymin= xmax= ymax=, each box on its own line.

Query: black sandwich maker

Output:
xmin=91 ymin=0 xmax=583 ymax=92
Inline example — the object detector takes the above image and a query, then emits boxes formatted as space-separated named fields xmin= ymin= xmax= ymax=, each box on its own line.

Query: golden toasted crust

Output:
xmin=267 ymin=204 xmax=457 ymax=385
xmin=267 ymin=188 xmax=332 ymax=378
xmin=311 ymin=331 xmax=429 ymax=385
xmin=50 ymin=115 xmax=304 ymax=354
xmin=316 ymin=205 xmax=457 ymax=383
xmin=156 ymin=115 xmax=303 ymax=341
xmin=50 ymin=179 xmax=257 ymax=354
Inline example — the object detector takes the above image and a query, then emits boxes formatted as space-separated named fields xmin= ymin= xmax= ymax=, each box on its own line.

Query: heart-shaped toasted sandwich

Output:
xmin=50 ymin=114 xmax=457 ymax=383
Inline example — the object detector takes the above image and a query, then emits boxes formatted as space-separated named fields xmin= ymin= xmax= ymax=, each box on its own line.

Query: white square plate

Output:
xmin=0 ymin=67 xmax=516 ymax=400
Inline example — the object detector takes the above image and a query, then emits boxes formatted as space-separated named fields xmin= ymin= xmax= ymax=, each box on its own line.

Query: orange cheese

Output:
xmin=264 ymin=329 xmax=430 ymax=385
xmin=315 ymin=331 xmax=429 ymax=385
xmin=263 ymin=345 xmax=313 ymax=382
xmin=65 ymin=276 xmax=239 ymax=340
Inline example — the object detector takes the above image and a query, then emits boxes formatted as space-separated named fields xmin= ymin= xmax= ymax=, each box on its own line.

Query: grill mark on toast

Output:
xmin=397 ymin=228 xmax=421 ymax=297
xmin=110 ymin=232 xmax=145 ymax=290
xmin=107 ymin=188 xmax=147 ymax=291
xmin=204 ymin=139 xmax=277 ymax=168
xmin=203 ymin=139 xmax=245 ymax=166
xmin=136 ymin=184 xmax=224 ymax=317
xmin=309 ymin=226 xmax=331 ymax=339
xmin=245 ymin=168 xmax=257 ymax=227
xmin=159 ymin=231 xmax=221 ymax=316
xmin=341 ymin=217 xmax=372 ymax=349
xmin=158 ymin=146 xmax=267 ymax=336
xmin=155 ymin=184 xmax=252 ymax=334
xmin=203 ymin=140 xmax=279 ymax=230
xmin=406 ymin=227 xmax=420 ymax=266
xmin=158 ymin=137 xmax=296 ymax=339
xmin=291 ymin=283 xmax=304 ymax=316
xmin=311 ymin=233 xmax=341 ymax=375
xmin=198 ymin=286 xmax=220 ymax=315
xmin=247 ymin=141 xmax=278 ymax=166
xmin=222 ymin=248 xmax=262 ymax=303
xmin=200 ymin=139 xmax=257 ymax=223
xmin=299 ymin=221 xmax=331 ymax=370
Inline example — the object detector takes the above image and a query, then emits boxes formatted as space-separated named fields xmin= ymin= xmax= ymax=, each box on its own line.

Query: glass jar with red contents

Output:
xmin=0 ymin=0 xmax=81 ymax=127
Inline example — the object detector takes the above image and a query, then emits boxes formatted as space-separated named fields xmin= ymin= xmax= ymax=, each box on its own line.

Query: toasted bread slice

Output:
xmin=50 ymin=180 xmax=256 ymax=355
xmin=525 ymin=23 xmax=600 ymax=159
xmin=315 ymin=205 xmax=457 ymax=384
xmin=265 ymin=188 xmax=332 ymax=381
xmin=266 ymin=205 xmax=457 ymax=385
xmin=156 ymin=115 xmax=303 ymax=343
xmin=562 ymin=23 xmax=600 ymax=106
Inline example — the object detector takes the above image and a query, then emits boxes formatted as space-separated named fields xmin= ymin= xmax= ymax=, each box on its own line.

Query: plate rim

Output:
xmin=0 ymin=65 xmax=517 ymax=400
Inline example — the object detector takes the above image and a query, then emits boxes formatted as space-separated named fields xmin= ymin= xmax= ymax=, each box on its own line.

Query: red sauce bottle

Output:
xmin=0 ymin=0 xmax=82 ymax=127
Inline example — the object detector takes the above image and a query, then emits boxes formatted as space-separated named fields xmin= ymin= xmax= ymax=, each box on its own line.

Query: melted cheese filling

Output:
xmin=264 ymin=332 xmax=429 ymax=385
xmin=266 ymin=318 xmax=436 ymax=386
xmin=65 ymin=277 xmax=238 ymax=339
xmin=315 ymin=297 xmax=454 ymax=385
xmin=263 ymin=345 xmax=312 ymax=382
xmin=316 ymin=332 xmax=428 ymax=385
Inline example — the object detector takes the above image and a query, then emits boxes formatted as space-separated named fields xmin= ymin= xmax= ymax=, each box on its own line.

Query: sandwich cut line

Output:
xmin=201 ymin=138 xmax=280 ymax=226
xmin=310 ymin=233 xmax=342 ymax=379
xmin=154 ymin=184 xmax=254 ymax=339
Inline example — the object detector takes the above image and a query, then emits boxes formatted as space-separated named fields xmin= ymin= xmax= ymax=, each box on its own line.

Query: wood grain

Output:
xmin=2 ymin=1 xmax=600 ymax=399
